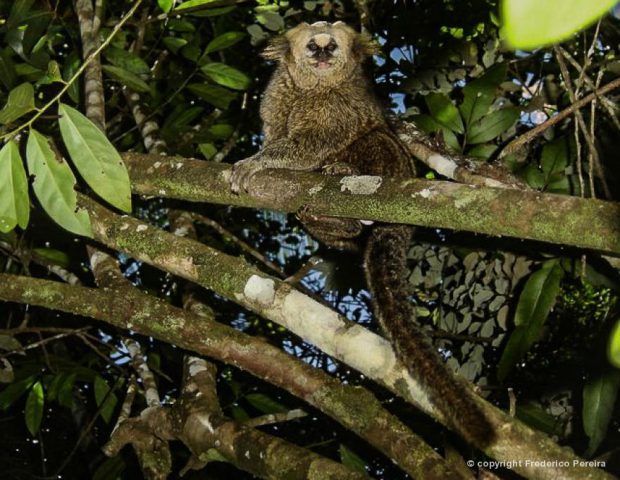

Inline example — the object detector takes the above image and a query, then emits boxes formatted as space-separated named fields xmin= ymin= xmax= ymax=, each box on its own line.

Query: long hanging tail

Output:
xmin=364 ymin=225 xmax=494 ymax=445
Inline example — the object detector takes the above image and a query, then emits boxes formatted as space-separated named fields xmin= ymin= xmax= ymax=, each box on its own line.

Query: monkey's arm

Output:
xmin=230 ymin=127 xmax=352 ymax=193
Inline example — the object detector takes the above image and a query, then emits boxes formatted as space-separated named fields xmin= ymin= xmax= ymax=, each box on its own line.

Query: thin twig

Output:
xmin=499 ymin=76 xmax=620 ymax=159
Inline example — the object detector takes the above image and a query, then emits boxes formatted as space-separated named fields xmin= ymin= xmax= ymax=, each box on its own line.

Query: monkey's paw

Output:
xmin=230 ymin=156 xmax=265 ymax=194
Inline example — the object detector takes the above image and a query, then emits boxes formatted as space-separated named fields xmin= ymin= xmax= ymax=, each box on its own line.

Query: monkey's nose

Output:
xmin=312 ymin=33 xmax=333 ymax=48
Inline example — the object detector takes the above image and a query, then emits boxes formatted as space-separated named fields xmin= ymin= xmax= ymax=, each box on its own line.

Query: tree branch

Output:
xmin=122 ymin=152 xmax=620 ymax=256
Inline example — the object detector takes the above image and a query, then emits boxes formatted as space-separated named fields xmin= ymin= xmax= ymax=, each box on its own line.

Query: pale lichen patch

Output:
xmin=414 ymin=188 xmax=435 ymax=199
xmin=333 ymin=324 xmax=397 ymax=377
xmin=308 ymin=182 xmax=325 ymax=195
xmin=340 ymin=175 xmax=382 ymax=195
xmin=244 ymin=275 xmax=276 ymax=307
xmin=427 ymin=154 xmax=457 ymax=179
xmin=136 ymin=225 xmax=148 ymax=232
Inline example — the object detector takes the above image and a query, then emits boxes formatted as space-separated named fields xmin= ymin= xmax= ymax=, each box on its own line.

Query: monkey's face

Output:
xmin=263 ymin=22 xmax=379 ymax=88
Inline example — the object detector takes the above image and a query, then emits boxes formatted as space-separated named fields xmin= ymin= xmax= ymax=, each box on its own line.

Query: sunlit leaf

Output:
xmin=256 ymin=11 xmax=285 ymax=31
xmin=175 ymin=0 xmax=222 ymax=10
xmin=497 ymin=259 xmax=563 ymax=380
xmin=25 ymin=381 xmax=44 ymax=436
xmin=467 ymin=107 xmax=519 ymax=144
xmin=201 ymin=63 xmax=250 ymax=90
xmin=58 ymin=103 xmax=132 ymax=212
xmin=583 ymin=371 xmax=620 ymax=457
xmin=0 ymin=82 xmax=35 ymax=125
xmin=0 ymin=141 xmax=30 ymax=232
xmin=32 ymin=247 xmax=71 ymax=267
xmin=158 ymin=0 xmax=174 ymax=13
xmin=608 ymin=320 xmax=620 ymax=368
xmin=26 ymin=129 xmax=92 ymax=237
xmin=206 ymin=31 xmax=246 ymax=53
xmin=501 ymin=0 xmax=617 ymax=49
xmin=425 ymin=93 xmax=464 ymax=134
xmin=102 ymin=65 xmax=150 ymax=93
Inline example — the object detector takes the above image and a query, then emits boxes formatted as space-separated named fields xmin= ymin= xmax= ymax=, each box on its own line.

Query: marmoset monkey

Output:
xmin=231 ymin=21 xmax=493 ymax=444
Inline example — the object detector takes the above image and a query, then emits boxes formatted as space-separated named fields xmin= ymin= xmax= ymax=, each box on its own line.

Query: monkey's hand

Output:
xmin=230 ymin=154 xmax=266 ymax=194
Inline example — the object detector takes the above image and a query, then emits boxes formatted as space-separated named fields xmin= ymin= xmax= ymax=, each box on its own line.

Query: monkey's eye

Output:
xmin=307 ymin=41 xmax=319 ymax=52
xmin=325 ymin=41 xmax=337 ymax=52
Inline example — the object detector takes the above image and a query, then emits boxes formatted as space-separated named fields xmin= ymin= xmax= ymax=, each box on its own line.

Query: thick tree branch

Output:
xmin=74 ymin=195 xmax=613 ymax=480
xmin=122 ymin=152 xmax=620 ymax=256
xmin=0 ymin=268 xmax=456 ymax=479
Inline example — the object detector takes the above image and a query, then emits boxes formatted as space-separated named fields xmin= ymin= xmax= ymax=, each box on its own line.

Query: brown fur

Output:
xmin=231 ymin=21 xmax=493 ymax=444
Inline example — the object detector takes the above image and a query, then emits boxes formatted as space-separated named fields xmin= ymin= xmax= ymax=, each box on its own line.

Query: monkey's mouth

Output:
xmin=314 ymin=61 xmax=333 ymax=70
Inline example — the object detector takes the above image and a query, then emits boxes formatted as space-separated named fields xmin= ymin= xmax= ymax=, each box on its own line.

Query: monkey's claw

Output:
xmin=230 ymin=156 xmax=265 ymax=194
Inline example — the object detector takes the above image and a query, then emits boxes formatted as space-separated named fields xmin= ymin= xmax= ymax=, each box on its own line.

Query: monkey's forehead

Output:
xmin=287 ymin=21 xmax=354 ymax=39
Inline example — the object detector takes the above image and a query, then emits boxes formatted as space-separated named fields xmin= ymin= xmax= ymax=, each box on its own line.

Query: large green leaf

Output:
xmin=201 ymin=63 xmax=250 ymax=91
xmin=188 ymin=83 xmax=237 ymax=109
xmin=583 ymin=371 xmax=620 ymax=457
xmin=498 ymin=259 xmax=564 ymax=380
xmin=102 ymin=65 xmax=150 ymax=93
xmin=425 ymin=93 xmax=464 ymax=134
xmin=25 ymin=381 xmax=44 ymax=436
xmin=26 ymin=129 xmax=92 ymax=237
xmin=205 ymin=31 xmax=246 ymax=53
xmin=608 ymin=320 xmax=620 ymax=369
xmin=0 ymin=141 xmax=30 ymax=232
xmin=467 ymin=107 xmax=519 ymax=144
xmin=58 ymin=103 xmax=132 ymax=212
xmin=0 ymin=82 xmax=35 ymax=125
xmin=502 ymin=0 xmax=617 ymax=49
xmin=460 ymin=65 xmax=507 ymax=126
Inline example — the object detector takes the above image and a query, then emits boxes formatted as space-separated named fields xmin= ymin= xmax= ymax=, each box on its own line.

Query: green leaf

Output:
xmin=188 ymin=83 xmax=237 ymax=109
xmin=501 ymin=0 xmax=617 ymax=50
xmin=608 ymin=321 xmax=620 ymax=369
xmin=57 ymin=372 xmax=77 ymax=409
xmin=62 ymin=53 xmax=81 ymax=103
xmin=0 ymin=82 xmax=35 ymax=125
xmin=198 ymin=143 xmax=217 ymax=160
xmin=93 ymin=456 xmax=126 ymax=480
xmin=409 ymin=114 xmax=443 ymax=134
xmin=515 ymin=403 xmax=563 ymax=436
xmin=103 ymin=46 xmax=150 ymax=75
xmin=0 ymin=376 xmax=35 ymax=410
xmin=583 ymin=371 xmax=620 ymax=457
xmin=339 ymin=445 xmax=368 ymax=476
xmin=201 ymin=63 xmax=250 ymax=91
xmin=175 ymin=0 xmax=222 ymax=10
xmin=0 ymin=140 xmax=30 ymax=232
xmin=460 ymin=64 xmax=507 ymax=126
xmin=497 ymin=259 xmax=564 ymax=380
xmin=0 ymin=49 xmax=18 ymax=89
xmin=467 ymin=107 xmax=519 ymax=144
xmin=102 ymin=65 xmax=150 ymax=93
xmin=25 ymin=381 xmax=44 ymax=436
xmin=206 ymin=31 xmax=246 ymax=53
xmin=208 ymin=123 xmax=234 ymax=139
xmin=467 ymin=144 xmax=498 ymax=159
xmin=245 ymin=393 xmax=287 ymax=414
xmin=32 ymin=247 xmax=71 ymax=267
xmin=94 ymin=376 xmax=118 ymax=423
xmin=58 ymin=103 xmax=132 ymax=212
xmin=162 ymin=37 xmax=188 ymax=54
xmin=425 ymin=93 xmax=464 ymax=134
xmin=158 ymin=0 xmax=174 ymax=13
xmin=26 ymin=129 xmax=93 ymax=237
xmin=256 ymin=11 xmax=285 ymax=32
